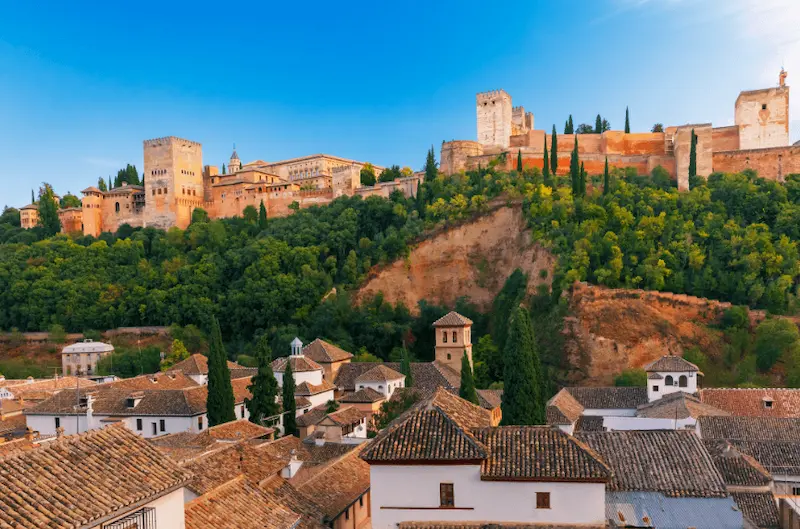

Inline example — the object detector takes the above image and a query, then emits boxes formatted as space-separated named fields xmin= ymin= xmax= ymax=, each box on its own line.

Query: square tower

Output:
xmin=432 ymin=311 xmax=473 ymax=374
xmin=477 ymin=90 xmax=513 ymax=148
xmin=143 ymin=137 xmax=204 ymax=229
xmin=735 ymin=80 xmax=790 ymax=150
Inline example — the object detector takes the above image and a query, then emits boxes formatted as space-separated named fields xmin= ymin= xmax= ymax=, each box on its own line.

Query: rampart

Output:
xmin=713 ymin=145 xmax=800 ymax=181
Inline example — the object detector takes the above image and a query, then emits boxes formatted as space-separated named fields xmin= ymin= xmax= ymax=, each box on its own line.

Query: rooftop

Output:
xmin=62 ymin=339 xmax=114 ymax=353
xmin=323 ymin=406 xmax=367 ymax=427
xmin=355 ymin=364 xmax=405 ymax=383
xmin=563 ymin=386 xmax=648 ymax=410
xmin=432 ymin=311 xmax=474 ymax=327
xmin=0 ymin=425 xmax=190 ymax=528
xmin=296 ymin=448 xmax=371 ymax=520
xmin=636 ymin=391 xmax=729 ymax=419
xmin=340 ymin=387 xmax=386 ymax=403
xmin=272 ymin=355 xmax=323 ymax=373
xmin=170 ymin=353 xmax=245 ymax=376
xmin=295 ymin=380 xmax=336 ymax=397
xmin=643 ymin=354 xmax=701 ymax=373
xmin=703 ymin=439 xmax=772 ymax=488
xmin=335 ymin=361 xmax=459 ymax=395
xmin=302 ymin=339 xmax=354 ymax=363
xmin=700 ymin=388 xmax=800 ymax=417
xmin=731 ymin=492 xmax=780 ymax=529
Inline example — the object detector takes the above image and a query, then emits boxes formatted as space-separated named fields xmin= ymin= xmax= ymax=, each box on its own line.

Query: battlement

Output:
xmin=143 ymin=136 xmax=202 ymax=148
xmin=476 ymin=89 xmax=510 ymax=101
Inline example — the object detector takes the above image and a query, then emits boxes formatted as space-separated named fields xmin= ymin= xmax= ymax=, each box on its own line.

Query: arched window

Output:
xmin=452 ymin=331 xmax=457 ymax=343
xmin=442 ymin=331 xmax=447 ymax=343
xmin=679 ymin=375 xmax=688 ymax=388
xmin=665 ymin=375 xmax=674 ymax=386
xmin=115 ymin=202 xmax=120 ymax=213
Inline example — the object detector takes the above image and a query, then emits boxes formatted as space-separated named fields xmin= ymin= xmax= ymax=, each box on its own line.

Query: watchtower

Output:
xmin=142 ymin=136 xmax=204 ymax=229
xmin=432 ymin=311 xmax=473 ymax=374
xmin=477 ymin=90 xmax=513 ymax=148
xmin=735 ymin=70 xmax=790 ymax=150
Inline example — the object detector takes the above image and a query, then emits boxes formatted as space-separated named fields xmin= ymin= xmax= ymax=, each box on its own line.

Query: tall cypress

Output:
xmin=550 ymin=126 xmax=558 ymax=176
xmin=30 ymin=189 xmax=35 ymax=204
xmin=501 ymin=307 xmax=546 ymax=425
xmin=603 ymin=157 xmax=610 ymax=195
xmin=565 ymin=115 xmax=574 ymax=135
xmin=222 ymin=163 xmax=226 ymax=175
xmin=245 ymin=336 xmax=280 ymax=424
xmin=595 ymin=114 xmax=603 ymax=134
xmin=517 ymin=149 xmax=523 ymax=172
xmin=108 ymin=177 xmax=113 ymax=191
xmin=689 ymin=129 xmax=698 ymax=178
xmin=37 ymin=184 xmax=61 ymax=236
xmin=579 ymin=162 xmax=586 ymax=197
xmin=400 ymin=348 xmax=413 ymax=387
xmin=459 ymin=351 xmax=479 ymax=405
xmin=206 ymin=317 xmax=235 ymax=426
xmin=258 ymin=200 xmax=267 ymax=229
xmin=625 ymin=107 xmax=631 ymax=134
xmin=542 ymin=136 xmax=551 ymax=186
xmin=570 ymin=136 xmax=580 ymax=196
xmin=282 ymin=362 xmax=297 ymax=435
xmin=424 ymin=146 xmax=438 ymax=182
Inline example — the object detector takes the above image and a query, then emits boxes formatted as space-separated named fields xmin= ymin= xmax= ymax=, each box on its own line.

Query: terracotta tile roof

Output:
xmin=731 ymin=492 xmax=780 ymax=529
xmin=340 ymin=387 xmax=386 ymax=403
xmin=99 ymin=371 xmax=199 ymax=390
xmin=297 ymin=405 xmax=329 ymax=428
xmin=297 ymin=448 xmax=371 ymax=520
xmin=335 ymin=361 xmax=459 ymax=394
xmin=546 ymin=406 xmax=572 ymax=426
xmin=0 ymin=435 xmax=38 ymax=457
xmin=231 ymin=366 xmax=258 ymax=379
xmin=703 ymin=439 xmax=772 ymax=487
xmin=272 ymin=355 xmax=323 ymax=373
xmin=302 ymin=339 xmax=353 ymax=363
xmin=577 ymin=430 xmax=729 ymax=498
xmin=700 ymin=388 xmax=800 ymax=417
xmin=574 ymin=415 xmax=605 ymax=432
xmin=547 ymin=389 xmax=585 ymax=424
xmin=2 ymin=376 xmax=97 ymax=400
xmin=355 ymin=364 xmax=404 ymax=383
xmin=473 ymin=426 xmax=610 ymax=482
xmin=0 ymin=413 xmax=28 ymax=437
xmin=324 ymin=406 xmax=366 ymax=426
xmin=432 ymin=311 xmax=474 ymax=327
xmin=647 ymin=372 xmax=664 ymax=379
xmin=186 ymin=475 xmax=301 ymax=529
xmin=362 ymin=389 xmax=491 ymax=463
xmin=476 ymin=389 xmax=503 ymax=409
xmin=399 ymin=524 xmax=606 ymax=529
xmin=0 ymin=425 xmax=190 ymax=528
xmin=295 ymin=379 xmax=336 ymax=396
xmin=171 ymin=353 xmax=244 ymax=375
xmin=181 ymin=441 xmax=288 ymax=495
xmin=644 ymin=354 xmax=700 ymax=372
xmin=564 ymin=386 xmax=648 ymax=409
xmin=698 ymin=416 xmax=800 ymax=441
xmin=260 ymin=476 xmax=327 ymax=529
xmin=636 ymin=391 xmax=729 ymax=419
xmin=206 ymin=418 xmax=273 ymax=441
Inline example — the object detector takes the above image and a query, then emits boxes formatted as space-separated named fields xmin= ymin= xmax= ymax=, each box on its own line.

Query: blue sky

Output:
xmin=1 ymin=0 xmax=798 ymax=208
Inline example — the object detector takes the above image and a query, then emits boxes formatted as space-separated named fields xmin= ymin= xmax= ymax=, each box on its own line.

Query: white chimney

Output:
xmin=281 ymin=450 xmax=303 ymax=479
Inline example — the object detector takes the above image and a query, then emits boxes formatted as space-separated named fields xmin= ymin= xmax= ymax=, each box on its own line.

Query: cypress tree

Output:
xmin=603 ymin=157 xmax=610 ymax=195
xmin=550 ymin=126 xmax=558 ymax=176
xmin=424 ymin=146 xmax=438 ymax=182
xmin=500 ymin=306 xmax=546 ymax=425
xmin=689 ymin=129 xmax=698 ymax=178
xmin=30 ymin=189 xmax=35 ymax=204
xmin=282 ymin=362 xmax=297 ymax=435
xmin=517 ymin=149 xmax=523 ymax=172
xmin=258 ymin=200 xmax=267 ymax=229
xmin=245 ymin=336 xmax=280 ymax=424
xmin=595 ymin=114 xmax=603 ymax=134
xmin=108 ymin=177 xmax=113 ymax=191
xmin=97 ymin=177 xmax=107 ymax=192
xmin=222 ymin=163 xmax=227 ymax=175
xmin=565 ymin=115 xmax=574 ymax=135
xmin=625 ymin=107 xmax=631 ymax=134
xmin=206 ymin=317 xmax=236 ymax=426
xmin=459 ymin=351 xmax=479 ymax=405
xmin=579 ymin=162 xmax=586 ymax=197
xmin=400 ymin=348 xmax=413 ymax=387
xmin=542 ymin=136 xmax=551 ymax=186
xmin=570 ymin=136 xmax=580 ymax=195
xmin=37 ymin=184 xmax=61 ymax=236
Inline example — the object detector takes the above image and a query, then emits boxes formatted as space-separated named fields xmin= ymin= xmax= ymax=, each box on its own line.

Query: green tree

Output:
xmin=161 ymin=339 xmax=190 ymax=371
xmin=614 ymin=368 xmax=646 ymax=386
xmin=595 ymin=114 xmax=603 ymax=134
xmin=258 ymin=200 xmax=268 ymax=229
xmin=222 ymin=163 xmax=226 ymax=175
xmin=107 ymin=177 xmax=112 ymax=190
xmin=689 ymin=129 xmax=698 ymax=178
xmin=652 ymin=123 xmax=664 ymax=133
xmin=325 ymin=399 xmax=340 ymax=413
xmin=754 ymin=318 xmax=800 ymax=372
xmin=206 ymin=317 xmax=236 ymax=426
xmin=400 ymin=348 xmax=413 ymax=387
xmin=459 ymin=351 xmax=479 ymax=405
xmin=517 ymin=150 xmax=523 ymax=172
xmin=501 ymin=307 xmax=545 ymax=425
xmin=550 ymin=126 xmax=558 ymax=175
xmin=625 ymin=107 xmax=631 ymax=133
xmin=282 ymin=361 xmax=297 ymax=435
xmin=48 ymin=323 xmax=67 ymax=344
xmin=380 ymin=165 xmax=402 ymax=183
xmin=242 ymin=205 xmax=258 ymax=224
xmin=31 ymin=189 xmax=35 ymax=204
xmin=191 ymin=208 xmax=209 ymax=224
xmin=576 ymin=123 xmax=594 ymax=134
xmin=245 ymin=336 xmax=280 ymax=424
xmin=579 ymin=162 xmax=586 ymax=197
xmin=424 ymin=147 xmax=438 ymax=182
xmin=603 ymin=157 xmax=610 ymax=195
xmin=361 ymin=163 xmax=377 ymax=186
xmin=565 ymin=115 xmax=574 ymax=134
xmin=570 ymin=137 xmax=580 ymax=196
xmin=542 ymin=137 xmax=551 ymax=186
xmin=97 ymin=177 xmax=108 ymax=192
xmin=37 ymin=183 xmax=61 ymax=236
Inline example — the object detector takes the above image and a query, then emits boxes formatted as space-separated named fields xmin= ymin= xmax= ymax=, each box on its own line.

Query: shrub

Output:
xmin=754 ymin=318 xmax=800 ymax=372
xmin=614 ymin=369 xmax=647 ymax=387
xmin=48 ymin=323 xmax=66 ymax=344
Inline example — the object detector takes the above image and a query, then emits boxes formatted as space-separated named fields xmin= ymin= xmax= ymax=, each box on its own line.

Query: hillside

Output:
xmin=356 ymin=205 xmax=555 ymax=312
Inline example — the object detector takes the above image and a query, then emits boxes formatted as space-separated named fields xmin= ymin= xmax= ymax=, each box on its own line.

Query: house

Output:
xmin=340 ymin=387 xmax=387 ymax=422
xmin=644 ymin=353 xmax=702 ymax=401
xmin=149 ymin=418 xmax=274 ymax=462
xmin=302 ymin=338 xmax=354 ymax=381
xmin=698 ymin=415 xmax=800 ymax=498
xmin=273 ymin=338 xmax=328 ymax=387
xmin=0 ymin=374 xmax=97 ymax=401
xmin=100 ymin=370 xmax=200 ymax=390
xmin=335 ymin=361 xmax=460 ymax=398
xmin=170 ymin=353 xmax=254 ymax=385
xmin=0 ymin=424 xmax=191 ymax=529
xmin=363 ymin=388 xmax=610 ymax=529
xmin=314 ymin=406 xmax=368 ymax=444
xmin=61 ymin=339 xmax=114 ymax=376
xmin=354 ymin=364 xmax=405 ymax=399
xmin=296 ymin=380 xmax=338 ymax=409
xmin=700 ymin=388 xmax=800 ymax=417
xmin=577 ymin=430 xmax=744 ymax=528
xmin=432 ymin=311 xmax=474 ymax=374
xmin=24 ymin=377 xmax=254 ymax=437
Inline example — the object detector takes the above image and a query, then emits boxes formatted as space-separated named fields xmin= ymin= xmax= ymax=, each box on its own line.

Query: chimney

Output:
xmin=281 ymin=450 xmax=303 ymax=479
xmin=56 ymin=426 xmax=65 ymax=438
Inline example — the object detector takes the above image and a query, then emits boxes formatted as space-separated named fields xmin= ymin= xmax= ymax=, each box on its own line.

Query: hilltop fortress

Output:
xmin=22 ymin=141 xmax=421 ymax=235
xmin=441 ymin=70 xmax=796 ymax=190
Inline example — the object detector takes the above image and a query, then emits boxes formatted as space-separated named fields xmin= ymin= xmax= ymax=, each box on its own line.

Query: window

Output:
xmin=359 ymin=497 xmax=364 ymax=507
xmin=442 ymin=331 xmax=447 ymax=343
xmin=198 ymin=416 xmax=204 ymax=430
xmin=792 ymin=486 xmax=800 ymax=496
xmin=679 ymin=375 xmax=688 ymax=388
xmin=115 ymin=202 xmax=120 ymax=213
xmin=665 ymin=375 xmax=674 ymax=386
xmin=159 ymin=419 xmax=166 ymax=432
xmin=345 ymin=508 xmax=349 ymax=520
xmin=136 ymin=418 xmax=142 ymax=431
xmin=765 ymin=400 xmax=774 ymax=409
xmin=452 ymin=331 xmax=457 ymax=343
xmin=152 ymin=423 xmax=157 ymax=435
xmin=762 ymin=103 xmax=768 ymax=110
xmin=652 ymin=385 xmax=659 ymax=392
xmin=440 ymin=483 xmax=454 ymax=507
xmin=240 ymin=406 xmax=245 ymax=419
xmin=447 ymin=353 xmax=451 ymax=360
xmin=536 ymin=492 xmax=551 ymax=509
xmin=55 ymin=417 xmax=60 ymax=429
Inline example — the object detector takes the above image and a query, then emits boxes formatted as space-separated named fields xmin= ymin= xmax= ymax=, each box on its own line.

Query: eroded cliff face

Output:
xmin=356 ymin=206 xmax=555 ymax=313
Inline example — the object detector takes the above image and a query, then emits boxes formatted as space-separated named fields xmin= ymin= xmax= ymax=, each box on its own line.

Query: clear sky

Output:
xmin=1 ymin=0 xmax=798 ymax=208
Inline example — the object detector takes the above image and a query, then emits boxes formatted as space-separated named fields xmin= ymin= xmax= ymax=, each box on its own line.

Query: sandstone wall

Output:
xmin=674 ymin=124 xmax=713 ymax=191
xmin=735 ymin=87 xmax=790 ymax=150
xmin=712 ymin=145 xmax=800 ymax=181
xmin=356 ymin=205 xmax=555 ymax=313
xmin=440 ymin=141 xmax=484 ymax=174
xmin=712 ymin=126 xmax=740 ymax=152
xmin=477 ymin=90 xmax=513 ymax=148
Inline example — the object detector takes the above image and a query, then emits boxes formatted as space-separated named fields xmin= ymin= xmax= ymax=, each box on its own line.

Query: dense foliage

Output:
xmin=500 ymin=306 xmax=546 ymax=425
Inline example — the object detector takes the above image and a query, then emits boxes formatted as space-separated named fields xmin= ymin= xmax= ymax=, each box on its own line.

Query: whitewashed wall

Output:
xmin=582 ymin=408 xmax=637 ymax=417
xmin=357 ymin=378 xmax=404 ymax=399
xmin=648 ymin=371 xmax=698 ymax=401
xmin=275 ymin=368 xmax=323 ymax=387
xmin=602 ymin=416 xmax=696 ymax=431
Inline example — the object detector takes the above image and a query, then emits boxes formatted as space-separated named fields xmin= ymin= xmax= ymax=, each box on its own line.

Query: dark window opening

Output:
xmin=762 ymin=104 xmax=768 ymax=110
xmin=442 ymin=331 xmax=447 ymax=343
xmin=136 ymin=418 xmax=142 ymax=431
xmin=665 ymin=375 xmax=674 ymax=386
xmin=440 ymin=483 xmax=454 ymax=507
xmin=55 ymin=417 xmax=60 ymax=429
xmin=159 ymin=419 xmax=166 ymax=432
xmin=679 ymin=375 xmax=688 ymax=388
xmin=536 ymin=492 xmax=551 ymax=509
xmin=652 ymin=385 xmax=659 ymax=392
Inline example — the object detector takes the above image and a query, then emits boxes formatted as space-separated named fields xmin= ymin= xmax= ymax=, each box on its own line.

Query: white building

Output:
xmin=355 ymin=364 xmax=405 ymax=399
xmin=272 ymin=338 xmax=326 ymax=388
xmin=364 ymin=388 xmax=610 ymax=529
xmin=645 ymin=353 xmax=702 ymax=401
xmin=169 ymin=353 xmax=252 ymax=385
xmin=61 ymin=339 xmax=114 ymax=376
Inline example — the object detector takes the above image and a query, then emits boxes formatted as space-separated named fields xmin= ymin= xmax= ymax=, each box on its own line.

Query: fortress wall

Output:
xmin=713 ymin=145 xmax=800 ymax=181
xmin=712 ymin=126 xmax=740 ymax=152
xmin=604 ymin=132 xmax=666 ymax=156
xmin=267 ymin=189 xmax=334 ymax=217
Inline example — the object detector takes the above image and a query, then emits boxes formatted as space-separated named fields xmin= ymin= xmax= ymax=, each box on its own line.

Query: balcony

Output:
xmin=102 ymin=507 xmax=156 ymax=529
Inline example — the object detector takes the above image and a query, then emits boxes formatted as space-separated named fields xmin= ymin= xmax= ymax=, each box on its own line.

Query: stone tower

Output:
xmin=80 ymin=186 xmax=105 ymax=237
xmin=142 ymin=136 xmax=204 ymax=230
xmin=476 ymin=90 xmax=513 ymax=149
xmin=735 ymin=70 xmax=790 ymax=150
xmin=229 ymin=145 xmax=242 ymax=173
xmin=432 ymin=311 xmax=473 ymax=374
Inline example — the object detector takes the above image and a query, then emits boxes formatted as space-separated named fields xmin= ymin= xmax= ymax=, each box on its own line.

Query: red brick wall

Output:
xmin=712 ymin=146 xmax=800 ymax=181
xmin=712 ymin=126 xmax=740 ymax=152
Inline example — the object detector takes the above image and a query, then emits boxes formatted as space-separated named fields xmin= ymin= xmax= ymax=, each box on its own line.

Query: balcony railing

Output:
xmin=102 ymin=507 xmax=156 ymax=529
